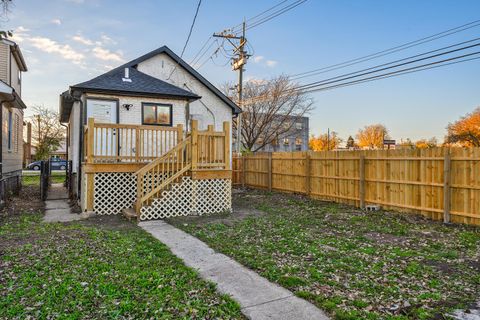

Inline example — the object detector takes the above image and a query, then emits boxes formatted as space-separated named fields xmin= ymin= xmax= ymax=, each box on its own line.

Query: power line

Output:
xmin=296 ymin=40 xmax=480 ymax=90
xmin=290 ymin=19 xmax=480 ymax=80
xmin=245 ymin=0 xmax=307 ymax=31
xmin=231 ymin=0 xmax=290 ymax=30
xmin=302 ymin=52 xmax=480 ymax=94
xmin=168 ymin=0 xmax=202 ymax=78
xmin=193 ymin=0 xmax=306 ymax=71
xmin=239 ymin=43 xmax=480 ymax=104
xmin=189 ymin=36 xmax=213 ymax=65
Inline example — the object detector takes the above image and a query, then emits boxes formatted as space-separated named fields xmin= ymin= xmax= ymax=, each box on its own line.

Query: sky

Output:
xmin=3 ymin=0 xmax=480 ymax=143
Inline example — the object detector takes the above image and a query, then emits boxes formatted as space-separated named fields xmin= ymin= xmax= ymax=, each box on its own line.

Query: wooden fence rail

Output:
xmin=233 ymin=148 xmax=480 ymax=226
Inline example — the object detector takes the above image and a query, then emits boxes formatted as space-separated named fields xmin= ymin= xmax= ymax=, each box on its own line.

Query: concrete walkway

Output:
xmin=451 ymin=301 xmax=480 ymax=320
xmin=139 ymin=220 xmax=329 ymax=320
xmin=43 ymin=184 xmax=81 ymax=223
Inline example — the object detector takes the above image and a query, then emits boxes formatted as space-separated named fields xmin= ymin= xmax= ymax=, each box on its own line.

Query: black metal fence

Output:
xmin=0 ymin=175 xmax=21 ymax=209
xmin=40 ymin=161 xmax=50 ymax=201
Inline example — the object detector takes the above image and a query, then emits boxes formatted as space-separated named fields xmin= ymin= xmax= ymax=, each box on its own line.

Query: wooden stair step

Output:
xmin=122 ymin=207 xmax=137 ymax=220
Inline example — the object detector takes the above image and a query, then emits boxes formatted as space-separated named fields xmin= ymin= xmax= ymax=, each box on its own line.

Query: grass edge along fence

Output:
xmin=232 ymin=148 xmax=480 ymax=226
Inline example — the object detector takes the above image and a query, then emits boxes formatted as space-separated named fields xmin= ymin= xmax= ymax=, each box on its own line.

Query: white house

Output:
xmin=59 ymin=46 xmax=240 ymax=220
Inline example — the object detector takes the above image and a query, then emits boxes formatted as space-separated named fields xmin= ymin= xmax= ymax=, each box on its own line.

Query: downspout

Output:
xmin=60 ymin=123 xmax=68 ymax=160
xmin=183 ymin=83 xmax=216 ymax=128
xmin=0 ymin=95 xmax=17 ymax=178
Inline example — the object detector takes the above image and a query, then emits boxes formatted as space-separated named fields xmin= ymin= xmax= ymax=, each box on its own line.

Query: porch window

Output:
xmin=142 ymin=103 xmax=172 ymax=126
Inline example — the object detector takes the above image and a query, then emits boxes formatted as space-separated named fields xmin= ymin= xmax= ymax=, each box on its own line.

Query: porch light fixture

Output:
xmin=122 ymin=104 xmax=133 ymax=111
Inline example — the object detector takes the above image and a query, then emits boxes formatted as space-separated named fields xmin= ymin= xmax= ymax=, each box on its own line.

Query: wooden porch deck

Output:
xmin=82 ymin=118 xmax=231 ymax=216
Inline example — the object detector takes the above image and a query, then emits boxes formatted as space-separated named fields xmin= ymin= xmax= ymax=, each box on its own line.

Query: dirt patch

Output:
xmin=365 ymin=232 xmax=407 ymax=245
xmin=76 ymin=214 xmax=137 ymax=232
xmin=424 ymin=260 xmax=457 ymax=274
xmin=167 ymin=207 xmax=265 ymax=226
xmin=0 ymin=186 xmax=44 ymax=217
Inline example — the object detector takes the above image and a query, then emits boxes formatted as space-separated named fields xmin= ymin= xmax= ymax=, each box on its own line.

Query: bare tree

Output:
xmin=0 ymin=0 xmax=13 ymax=39
xmin=227 ymin=75 xmax=313 ymax=152
xmin=30 ymin=106 xmax=66 ymax=160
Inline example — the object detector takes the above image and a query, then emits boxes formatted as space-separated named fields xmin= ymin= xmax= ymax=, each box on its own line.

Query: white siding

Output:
xmin=84 ymin=93 xmax=188 ymax=127
xmin=0 ymin=43 xmax=8 ymax=84
xmin=2 ymin=103 xmax=23 ymax=175
xmin=9 ymin=54 xmax=21 ymax=96
xmin=136 ymin=53 xmax=233 ymax=132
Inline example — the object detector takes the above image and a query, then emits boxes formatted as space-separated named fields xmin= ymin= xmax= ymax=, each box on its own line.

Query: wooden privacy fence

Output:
xmin=233 ymin=148 xmax=480 ymax=226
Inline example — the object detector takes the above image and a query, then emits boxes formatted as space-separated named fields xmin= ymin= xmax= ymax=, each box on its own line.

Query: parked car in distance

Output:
xmin=26 ymin=159 xmax=67 ymax=171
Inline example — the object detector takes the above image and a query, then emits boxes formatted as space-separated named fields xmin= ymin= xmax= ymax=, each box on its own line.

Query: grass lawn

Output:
xmin=21 ymin=171 xmax=66 ymax=186
xmin=0 ymin=188 xmax=244 ymax=319
xmin=170 ymin=189 xmax=480 ymax=320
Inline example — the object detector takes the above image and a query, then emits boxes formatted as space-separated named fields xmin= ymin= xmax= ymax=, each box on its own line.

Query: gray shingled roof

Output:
xmin=71 ymin=66 xmax=200 ymax=100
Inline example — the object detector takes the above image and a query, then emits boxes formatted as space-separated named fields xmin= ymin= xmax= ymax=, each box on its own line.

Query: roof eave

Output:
xmin=71 ymin=86 xmax=201 ymax=101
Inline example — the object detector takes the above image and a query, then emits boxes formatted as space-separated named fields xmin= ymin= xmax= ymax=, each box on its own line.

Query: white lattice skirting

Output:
xmin=92 ymin=173 xmax=231 ymax=220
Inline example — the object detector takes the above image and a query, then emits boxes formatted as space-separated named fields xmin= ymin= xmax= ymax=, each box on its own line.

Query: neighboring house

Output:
xmin=0 ymin=38 xmax=27 ymax=178
xmin=59 ymin=45 xmax=240 ymax=220
xmin=234 ymin=116 xmax=309 ymax=152
xmin=50 ymin=141 xmax=67 ymax=160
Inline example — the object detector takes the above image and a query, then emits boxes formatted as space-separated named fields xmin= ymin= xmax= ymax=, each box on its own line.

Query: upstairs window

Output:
xmin=142 ymin=103 xmax=172 ymax=126
xmin=7 ymin=109 xmax=12 ymax=151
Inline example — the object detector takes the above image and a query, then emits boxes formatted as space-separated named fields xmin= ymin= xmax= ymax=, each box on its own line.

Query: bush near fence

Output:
xmin=233 ymin=148 xmax=480 ymax=226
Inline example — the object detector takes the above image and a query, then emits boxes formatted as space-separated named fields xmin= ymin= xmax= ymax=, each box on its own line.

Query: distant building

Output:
xmin=235 ymin=116 xmax=309 ymax=152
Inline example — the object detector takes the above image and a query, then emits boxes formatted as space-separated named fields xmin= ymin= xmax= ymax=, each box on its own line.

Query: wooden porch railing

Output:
xmin=84 ymin=118 xmax=183 ymax=163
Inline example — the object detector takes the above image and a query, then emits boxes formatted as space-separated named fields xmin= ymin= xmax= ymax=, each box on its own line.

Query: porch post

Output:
xmin=191 ymin=120 xmax=198 ymax=170
xmin=86 ymin=117 xmax=95 ymax=211
xmin=223 ymin=121 xmax=230 ymax=170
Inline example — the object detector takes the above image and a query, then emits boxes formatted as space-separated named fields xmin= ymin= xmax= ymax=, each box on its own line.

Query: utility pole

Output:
xmin=213 ymin=21 xmax=248 ymax=153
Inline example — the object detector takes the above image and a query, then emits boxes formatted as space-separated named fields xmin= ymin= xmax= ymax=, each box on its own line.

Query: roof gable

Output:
xmin=116 ymin=46 xmax=241 ymax=114
xmin=71 ymin=66 xmax=200 ymax=100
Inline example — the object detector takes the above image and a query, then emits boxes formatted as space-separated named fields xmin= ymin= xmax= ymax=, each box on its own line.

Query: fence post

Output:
xmin=359 ymin=154 xmax=365 ymax=209
xmin=223 ymin=121 xmax=230 ymax=170
xmin=305 ymin=151 xmax=311 ymax=196
xmin=177 ymin=123 xmax=183 ymax=144
xmin=242 ymin=156 xmax=246 ymax=188
xmin=191 ymin=120 xmax=198 ymax=170
xmin=87 ymin=118 xmax=94 ymax=164
xmin=135 ymin=127 xmax=140 ymax=162
xmin=268 ymin=152 xmax=272 ymax=192
xmin=86 ymin=118 xmax=95 ymax=211
xmin=443 ymin=150 xmax=451 ymax=223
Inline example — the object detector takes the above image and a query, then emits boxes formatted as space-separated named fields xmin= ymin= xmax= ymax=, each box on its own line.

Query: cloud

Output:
xmin=72 ymin=34 xmax=94 ymax=46
xmin=92 ymin=47 xmax=124 ymax=62
xmin=100 ymin=34 xmax=117 ymax=45
xmin=66 ymin=0 xmax=85 ymax=3
xmin=51 ymin=19 xmax=62 ymax=25
xmin=10 ymin=26 xmax=29 ymax=42
xmin=253 ymin=55 xmax=264 ymax=63
xmin=266 ymin=60 xmax=277 ymax=67
xmin=29 ymin=36 xmax=85 ymax=64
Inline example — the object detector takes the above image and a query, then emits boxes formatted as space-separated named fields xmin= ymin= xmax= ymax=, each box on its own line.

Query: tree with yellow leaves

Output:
xmin=356 ymin=124 xmax=388 ymax=149
xmin=446 ymin=107 xmax=480 ymax=147
xmin=415 ymin=138 xmax=438 ymax=149
xmin=309 ymin=132 xmax=342 ymax=151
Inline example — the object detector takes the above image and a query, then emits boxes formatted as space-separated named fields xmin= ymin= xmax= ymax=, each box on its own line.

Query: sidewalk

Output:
xmin=139 ymin=220 xmax=329 ymax=320
xmin=43 ymin=183 xmax=81 ymax=223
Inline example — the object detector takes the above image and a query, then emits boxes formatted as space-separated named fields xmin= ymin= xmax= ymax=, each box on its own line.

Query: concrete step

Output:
xmin=122 ymin=208 xmax=137 ymax=220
